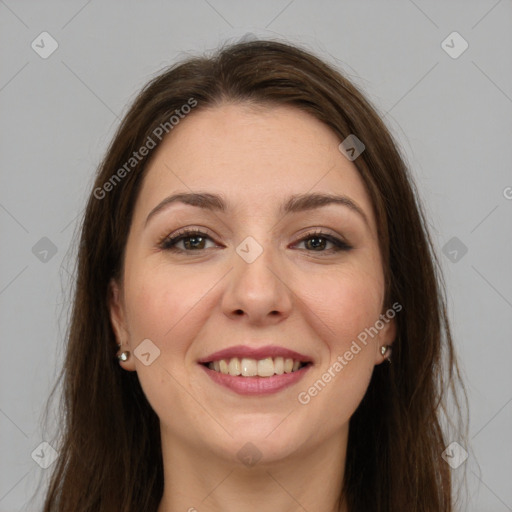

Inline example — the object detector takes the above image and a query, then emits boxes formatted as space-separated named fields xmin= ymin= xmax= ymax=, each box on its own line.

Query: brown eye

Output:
xmin=160 ymin=230 xmax=216 ymax=252
xmin=295 ymin=231 xmax=352 ymax=253
xmin=304 ymin=236 xmax=328 ymax=251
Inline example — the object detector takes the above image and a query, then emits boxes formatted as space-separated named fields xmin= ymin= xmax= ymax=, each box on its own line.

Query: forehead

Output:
xmin=136 ymin=102 xmax=376 ymax=229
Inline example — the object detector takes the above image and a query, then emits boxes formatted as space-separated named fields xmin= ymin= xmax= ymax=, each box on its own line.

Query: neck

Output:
xmin=157 ymin=426 xmax=349 ymax=512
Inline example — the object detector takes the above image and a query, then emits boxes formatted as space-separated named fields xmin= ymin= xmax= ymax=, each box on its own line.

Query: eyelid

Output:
xmin=159 ymin=225 xmax=216 ymax=241
xmin=291 ymin=228 xmax=352 ymax=251
xmin=292 ymin=227 xmax=347 ymax=243
xmin=158 ymin=226 xmax=352 ymax=254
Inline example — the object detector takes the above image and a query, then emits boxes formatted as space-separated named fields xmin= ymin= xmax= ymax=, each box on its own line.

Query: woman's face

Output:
xmin=109 ymin=103 xmax=395 ymax=465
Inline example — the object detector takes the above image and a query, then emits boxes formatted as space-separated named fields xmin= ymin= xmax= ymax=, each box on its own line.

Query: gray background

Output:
xmin=1 ymin=1 xmax=511 ymax=510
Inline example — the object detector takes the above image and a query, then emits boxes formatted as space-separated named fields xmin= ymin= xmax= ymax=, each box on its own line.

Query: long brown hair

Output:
xmin=38 ymin=39 xmax=467 ymax=511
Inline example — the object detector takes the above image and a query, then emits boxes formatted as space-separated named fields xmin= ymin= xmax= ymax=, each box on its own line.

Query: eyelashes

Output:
xmin=159 ymin=229 xmax=216 ymax=252
xmin=158 ymin=228 xmax=352 ymax=255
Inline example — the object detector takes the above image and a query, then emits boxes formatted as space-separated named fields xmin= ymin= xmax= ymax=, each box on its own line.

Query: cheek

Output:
xmin=295 ymin=266 xmax=383 ymax=424
xmin=303 ymin=263 xmax=384 ymax=347
xmin=125 ymin=278 xmax=179 ymax=341
xmin=123 ymin=262 xmax=217 ymax=361
xmin=121 ymin=257 xmax=175 ymax=350
xmin=122 ymin=265 xmax=206 ymax=422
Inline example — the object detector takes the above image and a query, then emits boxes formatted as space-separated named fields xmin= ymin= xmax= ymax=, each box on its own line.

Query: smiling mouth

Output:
xmin=200 ymin=356 xmax=311 ymax=377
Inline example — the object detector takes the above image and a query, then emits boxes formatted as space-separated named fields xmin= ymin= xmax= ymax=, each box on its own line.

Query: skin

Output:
xmin=109 ymin=103 xmax=395 ymax=512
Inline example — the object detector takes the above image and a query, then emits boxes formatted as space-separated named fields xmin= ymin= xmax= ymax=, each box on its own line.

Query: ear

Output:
xmin=108 ymin=278 xmax=136 ymax=371
xmin=374 ymin=310 xmax=397 ymax=366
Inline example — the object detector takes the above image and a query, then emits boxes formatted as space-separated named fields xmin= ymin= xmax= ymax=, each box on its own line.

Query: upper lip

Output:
xmin=197 ymin=345 xmax=313 ymax=364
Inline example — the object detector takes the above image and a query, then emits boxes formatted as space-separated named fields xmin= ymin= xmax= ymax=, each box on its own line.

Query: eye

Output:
xmin=159 ymin=229 xmax=218 ymax=252
xmin=293 ymin=230 xmax=352 ymax=253
xmin=158 ymin=228 xmax=352 ymax=254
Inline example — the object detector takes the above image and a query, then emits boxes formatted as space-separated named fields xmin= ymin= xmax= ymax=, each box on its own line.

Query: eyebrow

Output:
xmin=145 ymin=191 xmax=369 ymax=227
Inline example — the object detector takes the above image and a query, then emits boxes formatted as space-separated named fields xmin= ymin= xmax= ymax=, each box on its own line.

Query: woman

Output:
xmin=40 ymin=39 xmax=467 ymax=511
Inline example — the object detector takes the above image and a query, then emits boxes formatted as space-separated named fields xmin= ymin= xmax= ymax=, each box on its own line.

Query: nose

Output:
xmin=221 ymin=240 xmax=293 ymax=326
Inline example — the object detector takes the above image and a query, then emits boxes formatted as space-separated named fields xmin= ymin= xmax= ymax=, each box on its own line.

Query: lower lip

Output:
xmin=199 ymin=364 xmax=312 ymax=395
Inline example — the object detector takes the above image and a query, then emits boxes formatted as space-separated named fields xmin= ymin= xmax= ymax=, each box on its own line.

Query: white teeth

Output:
xmin=241 ymin=358 xmax=257 ymax=376
xmin=219 ymin=359 xmax=229 ymax=374
xmin=207 ymin=356 xmax=306 ymax=377
xmin=274 ymin=356 xmax=284 ymax=374
xmin=228 ymin=357 xmax=241 ymax=375
xmin=257 ymin=357 xmax=275 ymax=377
